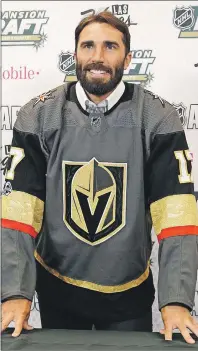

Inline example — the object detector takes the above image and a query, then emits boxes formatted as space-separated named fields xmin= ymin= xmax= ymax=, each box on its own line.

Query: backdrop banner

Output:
xmin=1 ymin=1 xmax=198 ymax=331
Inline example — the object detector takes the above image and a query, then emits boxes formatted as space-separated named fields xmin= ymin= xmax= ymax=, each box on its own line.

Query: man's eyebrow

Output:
xmin=80 ymin=40 xmax=120 ymax=47
xmin=80 ymin=40 xmax=94 ymax=47
xmin=104 ymin=40 xmax=120 ymax=47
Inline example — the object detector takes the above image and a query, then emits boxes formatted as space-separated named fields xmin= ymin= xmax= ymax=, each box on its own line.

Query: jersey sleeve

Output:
xmin=146 ymin=107 xmax=198 ymax=311
xmin=1 ymin=104 xmax=47 ymax=302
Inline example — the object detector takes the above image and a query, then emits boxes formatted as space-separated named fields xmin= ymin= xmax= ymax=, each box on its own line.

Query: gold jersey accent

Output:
xmin=151 ymin=194 xmax=198 ymax=236
xmin=2 ymin=190 xmax=44 ymax=233
xmin=35 ymin=251 xmax=150 ymax=293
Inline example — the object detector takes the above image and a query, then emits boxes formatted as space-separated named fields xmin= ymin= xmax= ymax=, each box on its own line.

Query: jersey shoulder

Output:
xmin=135 ymin=84 xmax=182 ymax=134
xmin=14 ymin=83 xmax=69 ymax=134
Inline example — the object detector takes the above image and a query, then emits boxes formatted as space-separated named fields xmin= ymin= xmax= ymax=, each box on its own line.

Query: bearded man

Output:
xmin=1 ymin=11 xmax=198 ymax=344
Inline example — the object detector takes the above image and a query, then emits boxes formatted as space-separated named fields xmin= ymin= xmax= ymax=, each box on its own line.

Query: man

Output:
xmin=1 ymin=11 xmax=198 ymax=343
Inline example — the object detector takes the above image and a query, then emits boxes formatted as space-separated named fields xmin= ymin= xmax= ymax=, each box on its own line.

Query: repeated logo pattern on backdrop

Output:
xmin=59 ymin=50 xmax=156 ymax=86
xmin=58 ymin=4 xmax=155 ymax=86
xmin=173 ymin=102 xmax=198 ymax=129
xmin=1 ymin=10 xmax=49 ymax=49
xmin=173 ymin=5 xmax=198 ymax=37
xmin=1 ymin=1 xmax=198 ymax=331
xmin=80 ymin=4 xmax=137 ymax=26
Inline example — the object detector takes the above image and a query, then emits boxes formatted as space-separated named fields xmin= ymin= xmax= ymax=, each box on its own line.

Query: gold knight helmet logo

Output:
xmin=62 ymin=158 xmax=127 ymax=245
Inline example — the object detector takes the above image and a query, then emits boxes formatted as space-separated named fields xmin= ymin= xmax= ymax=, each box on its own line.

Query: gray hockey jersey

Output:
xmin=2 ymin=82 xmax=198 ymax=318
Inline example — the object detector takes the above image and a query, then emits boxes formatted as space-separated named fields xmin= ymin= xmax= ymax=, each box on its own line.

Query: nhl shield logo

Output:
xmin=62 ymin=158 xmax=127 ymax=245
xmin=173 ymin=102 xmax=187 ymax=126
xmin=173 ymin=6 xmax=195 ymax=30
xmin=59 ymin=51 xmax=76 ymax=76
xmin=1 ymin=181 xmax=12 ymax=196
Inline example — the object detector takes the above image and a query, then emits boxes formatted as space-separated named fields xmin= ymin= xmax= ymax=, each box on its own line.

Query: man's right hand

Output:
xmin=1 ymin=299 xmax=33 ymax=337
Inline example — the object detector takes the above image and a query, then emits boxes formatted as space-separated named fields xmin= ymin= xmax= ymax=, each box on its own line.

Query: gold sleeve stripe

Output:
xmin=2 ymin=191 xmax=44 ymax=235
xmin=35 ymin=251 xmax=150 ymax=293
xmin=150 ymin=194 xmax=198 ymax=236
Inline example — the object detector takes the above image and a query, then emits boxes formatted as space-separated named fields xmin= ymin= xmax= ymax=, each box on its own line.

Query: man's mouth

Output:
xmin=87 ymin=69 xmax=110 ymax=77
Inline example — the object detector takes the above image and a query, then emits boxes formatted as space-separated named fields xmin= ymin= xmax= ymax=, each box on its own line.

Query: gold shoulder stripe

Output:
xmin=35 ymin=251 xmax=150 ymax=293
xmin=2 ymin=191 xmax=44 ymax=233
xmin=150 ymin=194 xmax=198 ymax=236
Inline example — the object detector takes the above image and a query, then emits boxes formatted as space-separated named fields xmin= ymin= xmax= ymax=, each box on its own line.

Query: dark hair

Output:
xmin=75 ymin=11 xmax=131 ymax=56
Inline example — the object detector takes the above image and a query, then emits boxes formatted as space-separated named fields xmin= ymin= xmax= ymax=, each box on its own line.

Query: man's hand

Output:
xmin=160 ymin=305 xmax=198 ymax=344
xmin=1 ymin=299 xmax=33 ymax=337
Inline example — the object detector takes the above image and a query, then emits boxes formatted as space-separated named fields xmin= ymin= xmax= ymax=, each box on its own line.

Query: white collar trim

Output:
xmin=76 ymin=80 xmax=125 ymax=111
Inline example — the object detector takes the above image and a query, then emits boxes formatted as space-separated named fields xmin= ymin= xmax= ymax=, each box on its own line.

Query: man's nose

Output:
xmin=91 ymin=46 xmax=104 ymax=62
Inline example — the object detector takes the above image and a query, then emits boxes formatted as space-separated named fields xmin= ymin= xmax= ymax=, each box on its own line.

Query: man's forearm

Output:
xmin=1 ymin=229 xmax=36 ymax=303
xmin=158 ymin=235 xmax=198 ymax=311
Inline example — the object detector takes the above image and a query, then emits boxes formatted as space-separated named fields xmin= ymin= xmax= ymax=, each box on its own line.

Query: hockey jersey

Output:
xmin=1 ymin=82 xmax=198 ymax=321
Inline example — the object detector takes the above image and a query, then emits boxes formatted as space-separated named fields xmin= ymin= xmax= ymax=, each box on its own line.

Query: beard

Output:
xmin=76 ymin=60 xmax=125 ymax=96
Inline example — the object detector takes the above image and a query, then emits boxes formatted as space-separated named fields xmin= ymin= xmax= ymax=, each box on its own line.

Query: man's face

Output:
xmin=75 ymin=22 xmax=131 ymax=96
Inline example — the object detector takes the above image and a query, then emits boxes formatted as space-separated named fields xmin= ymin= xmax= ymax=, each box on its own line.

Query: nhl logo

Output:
xmin=59 ymin=51 xmax=76 ymax=75
xmin=1 ymin=181 xmax=12 ymax=196
xmin=173 ymin=6 xmax=195 ymax=30
xmin=173 ymin=102 xmax=187 ymax=126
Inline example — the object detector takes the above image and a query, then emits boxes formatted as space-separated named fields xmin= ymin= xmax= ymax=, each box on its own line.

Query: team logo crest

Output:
xmin=59 ymin=51 xmax=76 ymax=80
xmin=173 ymin=7 xmax=195 ymax=30
xmin=173 ymin=102 xmax=187 ymax=126
xmin=62 ymin=158 xmax=127 ymax=245
xmin=33 ymin=90 xmax=54 ymax=106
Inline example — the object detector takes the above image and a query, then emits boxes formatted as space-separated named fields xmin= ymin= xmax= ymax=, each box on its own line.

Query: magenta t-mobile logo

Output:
xmin=2 ymin=66 xmax=40 ymax=79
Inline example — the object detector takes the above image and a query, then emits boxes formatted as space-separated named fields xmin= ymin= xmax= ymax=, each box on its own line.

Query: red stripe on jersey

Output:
xmin=158 ymin=225 xmax=198 ymax=242
xmin=1 ymin=219 xmax=38 ymax=238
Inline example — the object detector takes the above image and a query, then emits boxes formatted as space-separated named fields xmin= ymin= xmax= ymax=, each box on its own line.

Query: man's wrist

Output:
xmin=2 ymin=295 xmax=32 ymax=303
xmin=163 ymin=302 xmax=191 ymax=312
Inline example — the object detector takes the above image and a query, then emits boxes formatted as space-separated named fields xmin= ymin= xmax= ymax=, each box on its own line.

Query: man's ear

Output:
xmin=73 ymin=52 xmax=77 ymax=64
xmin=124 ymin=51 xmax=132 ymax=70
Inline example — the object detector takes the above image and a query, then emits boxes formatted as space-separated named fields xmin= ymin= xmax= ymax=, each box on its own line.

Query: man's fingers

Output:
xmin=186 ymin=320 xmax=198 ymax=338
xmin=1 ymin=314 xmax=13 ymax=332
xmin=23 ymin=320 xmax=33 ymax=331
xmin=179 ymin=326 xmax=195 ymax=344
xmin=164 ymin=327 xmax=173 ymax=341
xmin=12 ymin=318 xmax=24 ymax=338
xmin=160 ymin=329 xmax=165 ymax=334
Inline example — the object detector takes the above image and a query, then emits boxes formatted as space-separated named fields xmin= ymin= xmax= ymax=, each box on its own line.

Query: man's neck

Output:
xmin=85 ymin=91 xmax=112 ymax=105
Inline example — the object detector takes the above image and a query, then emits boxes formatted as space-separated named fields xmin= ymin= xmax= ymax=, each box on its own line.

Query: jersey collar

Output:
xmin=75 ymin=80 xmax=125 ymax=112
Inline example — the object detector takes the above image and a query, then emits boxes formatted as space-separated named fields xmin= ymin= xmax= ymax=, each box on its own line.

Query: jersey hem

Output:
xmin=34 ymin=251 xmax=150 ymax=293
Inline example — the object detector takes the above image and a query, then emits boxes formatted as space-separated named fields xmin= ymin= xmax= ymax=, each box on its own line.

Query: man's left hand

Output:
xmin=160 ymin=305 xmax=198 ymax=344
